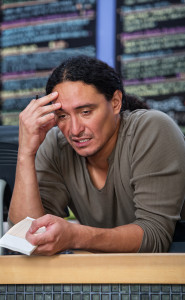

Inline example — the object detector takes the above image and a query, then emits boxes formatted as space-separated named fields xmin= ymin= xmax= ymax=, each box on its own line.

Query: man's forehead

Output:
xmin=52 ymin=81 xmax=108 ymax=111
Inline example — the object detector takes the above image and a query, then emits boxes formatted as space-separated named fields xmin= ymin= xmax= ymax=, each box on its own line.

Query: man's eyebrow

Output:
xmin=74 ymin=104 xmax=96 ymax=110
xmin=56 ymin=104 xmax=96 ymax=112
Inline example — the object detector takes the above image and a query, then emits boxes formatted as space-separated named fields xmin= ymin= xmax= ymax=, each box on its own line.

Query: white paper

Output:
xmin=0 ymin=217 xmax=45 ymax=255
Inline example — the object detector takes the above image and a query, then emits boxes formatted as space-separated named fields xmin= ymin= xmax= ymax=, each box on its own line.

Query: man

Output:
xmin=9 ymin=56 xmax=185 ymax=255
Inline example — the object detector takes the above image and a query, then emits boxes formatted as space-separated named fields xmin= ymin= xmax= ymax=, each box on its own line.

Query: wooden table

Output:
xmin=0 ymin=253 xmax=185 ymax=299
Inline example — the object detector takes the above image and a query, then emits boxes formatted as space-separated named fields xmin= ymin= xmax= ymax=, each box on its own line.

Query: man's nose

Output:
xmin=70 ymin=116 xmax=84 ymax=136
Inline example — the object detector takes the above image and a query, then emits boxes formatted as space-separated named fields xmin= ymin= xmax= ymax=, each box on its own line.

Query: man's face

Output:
xmin=53 ymin=81 xmax=121 ymax=159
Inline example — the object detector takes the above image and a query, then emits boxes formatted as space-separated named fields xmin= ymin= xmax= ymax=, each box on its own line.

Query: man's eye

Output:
xmin=82 ymin=110 xmax=91 ymax=115
xmin=58 ymin=114 xmax=67 ymax=119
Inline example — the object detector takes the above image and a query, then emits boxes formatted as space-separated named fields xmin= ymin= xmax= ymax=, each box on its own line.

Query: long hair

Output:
xmin=46 ymin=55 xmax=148 ymax=111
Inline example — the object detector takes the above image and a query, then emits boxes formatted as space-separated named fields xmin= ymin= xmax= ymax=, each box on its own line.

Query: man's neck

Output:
xmin=86 ymin=117 xmax=120 ymax=171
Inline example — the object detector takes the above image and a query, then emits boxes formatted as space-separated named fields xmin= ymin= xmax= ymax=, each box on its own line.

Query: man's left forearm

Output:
xmin=72 ymin=223 xmax=144 ymax=253
xmin=26 ymin=215 xmax=144 ymax=255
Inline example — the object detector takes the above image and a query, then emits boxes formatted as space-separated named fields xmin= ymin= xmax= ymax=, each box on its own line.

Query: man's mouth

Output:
xmin=78 ymin=139 xmax=90 ymax=143
xmin=71 ymin=138 xmax=91 ymax=148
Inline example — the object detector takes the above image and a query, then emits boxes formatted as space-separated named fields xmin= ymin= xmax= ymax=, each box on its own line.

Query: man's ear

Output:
xmin=111 ymin=90 xmax=122 ymax=114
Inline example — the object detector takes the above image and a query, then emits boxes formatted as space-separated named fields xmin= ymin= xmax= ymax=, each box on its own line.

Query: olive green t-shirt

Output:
xmin=35 ymin=109 xmax=185 ymax=252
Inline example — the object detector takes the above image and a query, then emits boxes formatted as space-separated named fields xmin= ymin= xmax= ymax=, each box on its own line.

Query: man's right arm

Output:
xmin=9 ymin=92 xmax=61 ymax=224
xmin=9 ymin=152 xmax=45 ymax=223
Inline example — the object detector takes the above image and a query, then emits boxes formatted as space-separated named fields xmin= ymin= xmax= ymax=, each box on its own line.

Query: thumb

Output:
xmin=26 ymin=216 xmax=48 ymax=245
xmin=28 ymin=215 xmax=49 ymax=234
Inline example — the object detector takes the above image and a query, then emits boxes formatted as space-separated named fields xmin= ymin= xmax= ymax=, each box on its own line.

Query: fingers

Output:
xmin=38 ymin=116 xmax=57 ymax=133
xmin=18 ymin=92 xmax=62 ymax=154
xmin=28 ymin=214 xmax=53 ymax=234
xmin=26 ymin=226 xmax=49 ymax=247
xmin=27 ymin=91 xmax=59 ymax=109
xmin=20 ymin=92 xmax=61 ymax=126
xmin=26 ymin=215 xmax=55 ymax=246
xmin=32 ymin=242 xmax=59 ymax=256
xmin=25 ymin=214 xmax=70 ymax=255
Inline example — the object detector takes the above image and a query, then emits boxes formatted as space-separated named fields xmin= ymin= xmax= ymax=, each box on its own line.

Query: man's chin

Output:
xmin=75 ymin=150 xmax=93 ymax=158
xmin=73 ymin=147 xmax=97 ymax=158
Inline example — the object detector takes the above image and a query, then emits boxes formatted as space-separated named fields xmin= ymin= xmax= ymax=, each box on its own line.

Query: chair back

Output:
xmin=0 ymin=126 xmax=19 ymax=221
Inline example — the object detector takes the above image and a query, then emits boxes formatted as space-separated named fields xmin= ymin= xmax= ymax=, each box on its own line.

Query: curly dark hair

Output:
xmin=46 ymin=55 xmax=148 ymax=111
